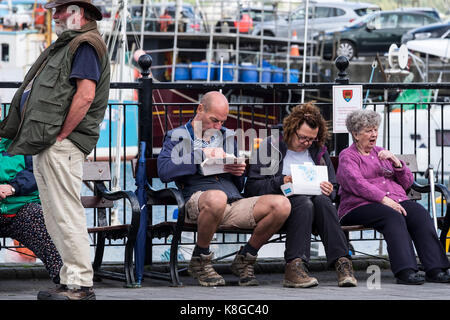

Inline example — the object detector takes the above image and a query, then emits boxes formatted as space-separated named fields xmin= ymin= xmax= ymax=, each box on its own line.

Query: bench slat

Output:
xmin=88 ymin=225 xmax=130 ymax=233
xmin=81 ymin=196 xmax=114 ymax=208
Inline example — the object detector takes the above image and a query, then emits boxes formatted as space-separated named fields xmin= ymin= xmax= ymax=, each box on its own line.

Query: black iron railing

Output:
xmin=1 ymin=55 xmax=450 ymax=262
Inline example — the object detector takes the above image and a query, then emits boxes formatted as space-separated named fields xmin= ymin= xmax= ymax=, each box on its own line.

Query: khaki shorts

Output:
xmin=185 ymin=191 xmax=260 ymax=229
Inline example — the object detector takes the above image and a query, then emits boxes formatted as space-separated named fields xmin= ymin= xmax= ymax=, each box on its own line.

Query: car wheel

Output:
xmin=337 ymin=40 xmax=356 ymax=60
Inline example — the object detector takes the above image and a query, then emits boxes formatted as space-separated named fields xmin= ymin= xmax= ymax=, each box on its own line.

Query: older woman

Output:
xmin=337 ymin=109 xmax=450 ymax=285
xmin=245 ymin=102 xmax=357 ymax=288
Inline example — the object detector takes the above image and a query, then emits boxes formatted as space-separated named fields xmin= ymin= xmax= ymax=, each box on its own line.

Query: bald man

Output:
xmin=157 ymin=91 xmax=291 ymax=287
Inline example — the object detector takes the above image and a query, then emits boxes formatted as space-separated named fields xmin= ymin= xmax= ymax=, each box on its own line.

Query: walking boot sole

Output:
xmin=338 ymin=278 xmax=358 ymax=287
xmin=238 ymin=279 xmax=259 ymax=286
xmin=283 ymin=278 xmax=319 ymax=288
xmin=188 ymin=269 xmax=226 ymax=287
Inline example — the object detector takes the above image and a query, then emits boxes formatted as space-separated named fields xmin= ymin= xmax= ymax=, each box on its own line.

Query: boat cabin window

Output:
xmin=1 ymin=44 xmax=9 ymax=62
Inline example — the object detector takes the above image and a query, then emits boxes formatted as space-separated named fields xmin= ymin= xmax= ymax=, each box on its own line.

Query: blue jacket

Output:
xmin=0 ymin=141 xmax=37 ymax=196
xmin=157 ymin=120 xmax=245 ymax=203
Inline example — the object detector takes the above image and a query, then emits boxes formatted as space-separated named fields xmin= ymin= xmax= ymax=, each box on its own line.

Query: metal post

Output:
xmin=426 ymin=165 xmax=439 ymax=232
xmin=137 ymin=53 xmax=153 ymax=265
xmin=334 ymin=55 xmax=350 ymax=155
xmin=138 ymin=53 xmax=153 ymax=159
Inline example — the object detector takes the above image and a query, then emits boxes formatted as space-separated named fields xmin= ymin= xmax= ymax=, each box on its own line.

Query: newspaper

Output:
xmin=199 ymin=154 xmax=246 ymax=176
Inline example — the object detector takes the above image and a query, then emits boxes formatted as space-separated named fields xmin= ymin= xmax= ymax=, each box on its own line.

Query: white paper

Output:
xmin=291 ymin=164 xmax=328 ymax=195
xmin=199 ymin=154 xmax=246 ymax=176
xmin=332 ymin=85 xmax=363 ymax=133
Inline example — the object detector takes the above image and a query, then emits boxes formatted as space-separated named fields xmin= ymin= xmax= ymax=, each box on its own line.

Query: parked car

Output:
xmin=214 ymin=5 xmax=280 ymax=33
xmin=251 ymin=1 xmax=380 ymax=40
xmin=401 ymin=20 xmax=450 ymax=44
xmin=396 ymin=7 xmax=441 ymax=21
xmin=319 ymin=10 xmax=441 ymax=60
xmin=129 ymin=2 xmax=204 ymax=33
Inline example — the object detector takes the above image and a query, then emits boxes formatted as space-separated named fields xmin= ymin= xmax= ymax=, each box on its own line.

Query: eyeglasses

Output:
xmin=295 ymin=132 xmax=318 ymax=143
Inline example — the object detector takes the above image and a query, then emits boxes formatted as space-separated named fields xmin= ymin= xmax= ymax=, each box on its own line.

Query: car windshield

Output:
xmin=241 ymin=8 xmax=276 ymax=22
xmin=354 ymin=7 xmax=380 ymax=17
xmin=345 ymin=12 xmax=376 ymax=28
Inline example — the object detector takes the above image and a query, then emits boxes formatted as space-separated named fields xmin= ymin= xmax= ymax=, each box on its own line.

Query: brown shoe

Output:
xmin=188 ymin=252 xmax=225 ymax=287
xmin=283 ymin=258 xmax=318 ymax=288
xmin=231 ymin=251 xmax=259 ymax=286
xmin=37 ymin=285 xmax=96 ymax=300
xmin=335 ymin=257 xmax=358 ymax=287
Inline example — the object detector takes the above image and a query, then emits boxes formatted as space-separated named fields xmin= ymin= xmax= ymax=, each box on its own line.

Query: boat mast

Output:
xmin=45 ymin=0 xmax=52 ymax=47
xmin=139 ymin=0 xmax=147 ymax=49
xmin=110 ymin=0 xmax=129 ymax=226
xmin=301 ymin=0 xmax=309 ymax=104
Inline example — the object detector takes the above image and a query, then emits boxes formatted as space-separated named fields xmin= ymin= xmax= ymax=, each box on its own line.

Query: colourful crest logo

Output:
xmin=343 ymin=90 xmax=353 ymax=102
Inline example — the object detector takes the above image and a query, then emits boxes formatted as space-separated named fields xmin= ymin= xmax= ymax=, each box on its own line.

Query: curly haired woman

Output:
xmin=245 ymin=102 xmax=357 ymax=288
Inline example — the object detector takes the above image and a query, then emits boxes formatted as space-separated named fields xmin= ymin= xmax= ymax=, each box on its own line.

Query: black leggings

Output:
xmin=0 ymin=202 xmax=62 ymax=282
xmin=283 ymin=194 xmax=349 ymax=267
xmin=341 ymin=200 xmax=450 ymax=275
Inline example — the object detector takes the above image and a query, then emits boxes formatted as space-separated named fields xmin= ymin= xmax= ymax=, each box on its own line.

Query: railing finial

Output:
xmin=138 ymin=54 xmax=153 ymax=78
xmin=335 ymin=55 xmax=349 ymax=84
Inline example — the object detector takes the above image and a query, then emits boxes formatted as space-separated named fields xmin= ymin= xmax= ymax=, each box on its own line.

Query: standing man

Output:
xmin=158 ymin=91 xmax=291 ymax=287
xmin=0 ymin=0 xmax=110 ymax=300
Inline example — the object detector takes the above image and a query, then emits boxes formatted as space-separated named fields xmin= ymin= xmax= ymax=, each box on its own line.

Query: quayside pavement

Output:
xmin=0 ymin=256 xmax=449 ymax=301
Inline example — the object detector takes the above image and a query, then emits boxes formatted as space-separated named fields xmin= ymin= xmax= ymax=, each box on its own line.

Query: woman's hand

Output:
xmin=320 ymin=181 xmax=333 ymax=196
xmin=378 ymin=150 xmax=402 ymax=168
xmin=381 ymin=196 xmax=407 ymax=216
xmin=0 ymin=184 xmax=14 ymax=200
xmin=283 ymin=175 xmax=292 ymax=184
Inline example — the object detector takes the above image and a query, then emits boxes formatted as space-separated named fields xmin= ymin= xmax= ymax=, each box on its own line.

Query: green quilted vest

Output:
xmin=0 ymin=21 xmax=110 ymax=155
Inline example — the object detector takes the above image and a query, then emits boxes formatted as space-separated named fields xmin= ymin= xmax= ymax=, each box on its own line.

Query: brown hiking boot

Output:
xmin=335 ymin=257 xmax=358 ymax=287
xmin=231 ymin=251 xmax=259 ymax=286
xmin=188 ymin=252 xmax=225 ymax=287
xmin=37 ymin=285 xmax=96 ymax=300
xmin=283 ymin=258 xmax=318 ymax=288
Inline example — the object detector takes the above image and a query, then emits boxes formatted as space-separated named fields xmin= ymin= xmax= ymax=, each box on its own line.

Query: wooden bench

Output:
xmin=82 ymin=161 xmax=141 ymax=288
xmin=136 ymin=154 xmax=450 ymax=286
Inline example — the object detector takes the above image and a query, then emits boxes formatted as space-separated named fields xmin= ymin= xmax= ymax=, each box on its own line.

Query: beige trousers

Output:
xmin=33 ymin=139 xmax=93 ymax=288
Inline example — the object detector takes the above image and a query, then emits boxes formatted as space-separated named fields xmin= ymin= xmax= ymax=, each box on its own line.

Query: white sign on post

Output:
xmin=332 ymin=85 xmax=363 ymax=133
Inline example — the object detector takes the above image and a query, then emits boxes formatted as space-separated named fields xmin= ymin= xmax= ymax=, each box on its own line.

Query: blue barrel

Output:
xmin=239 ymin=64 xmax=258 ymax=82
xmin=174 ymin=64 xmax=190 ymax=80
xmin=285 ymin=69 xmax=299 ymax=83
xmin=271 ymin=66 xmax=283 ymax=83
xmin=217 ymin=63 xmax=235 ymax=81
xmin=191 ymin=62 xmax=215 ymax=80
xmin=261 ymin=68 xmax=271 ymax=82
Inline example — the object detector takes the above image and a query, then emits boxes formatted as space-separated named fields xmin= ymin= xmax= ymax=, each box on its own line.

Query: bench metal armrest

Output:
xmin=145 ymin=183 xmax=187 ymax=226
xmin=410 ymin=181 xmax=450 ymax=203
xmin=94 ymin=182 xmax=141 ymax=239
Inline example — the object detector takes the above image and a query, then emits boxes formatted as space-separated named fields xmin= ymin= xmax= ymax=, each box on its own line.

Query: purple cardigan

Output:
xmin=336 ymin=143 xmax=414 ymax=220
